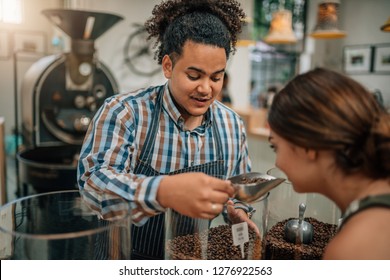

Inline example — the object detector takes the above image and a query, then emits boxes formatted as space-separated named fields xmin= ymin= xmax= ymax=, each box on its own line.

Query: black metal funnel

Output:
xmin=42 ymin=9 xmax=123 ymax=41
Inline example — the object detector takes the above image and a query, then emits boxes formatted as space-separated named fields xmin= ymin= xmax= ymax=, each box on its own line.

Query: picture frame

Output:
xmin=343 ymin=45 xmax=373 ymax=74
xmin=13 ymin=31 xmax=46 ymax=53
xmin=0 ymin=31 xmax=11 ymax=59
xmin=12 ymin=31 xmax=47 ymax=60
xmin=373 ymin=44 xmax=390 ymax=74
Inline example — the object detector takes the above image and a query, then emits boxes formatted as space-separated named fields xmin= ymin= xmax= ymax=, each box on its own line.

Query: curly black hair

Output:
xmin=145 ymin=0 xmax=246 ymax=64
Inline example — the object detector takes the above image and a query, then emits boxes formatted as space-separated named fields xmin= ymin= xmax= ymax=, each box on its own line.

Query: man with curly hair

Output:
xmin=78 ymin=0 xmax=255 ymax=259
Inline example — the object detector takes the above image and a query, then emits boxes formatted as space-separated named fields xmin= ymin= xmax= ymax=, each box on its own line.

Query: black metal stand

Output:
xmin=13 ymin=51 xmax=20 ymax=198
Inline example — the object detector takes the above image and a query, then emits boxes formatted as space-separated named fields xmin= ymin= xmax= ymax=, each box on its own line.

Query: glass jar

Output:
xmin=0 ymin=190 xmax=132 ymax=260
xmin=164 ymin=193 xmax=269 ymax=260
xmin=264 ymin=167 xmax=341 ymax=260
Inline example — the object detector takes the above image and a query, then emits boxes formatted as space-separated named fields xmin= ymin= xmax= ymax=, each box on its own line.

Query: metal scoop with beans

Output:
xmin=284 ymin=203 xmax=314 ymax=244
xmin=229 ymin=172 xmax=286 ymax=203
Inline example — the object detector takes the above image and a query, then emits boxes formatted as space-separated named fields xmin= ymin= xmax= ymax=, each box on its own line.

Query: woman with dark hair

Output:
xmin=78 ymin=0 xmax=255 ymax=259
xmin=268 ymin=67 xmax=390 ymax=259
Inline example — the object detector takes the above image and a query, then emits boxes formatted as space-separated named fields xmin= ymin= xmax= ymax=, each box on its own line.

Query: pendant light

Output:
xmin=380 ymin=17 xmax=390 ymax=32
xmin=310 ymin=0 xmax=346 ymax=39
xmin=264 ymin=0 xmax=297 ymax=44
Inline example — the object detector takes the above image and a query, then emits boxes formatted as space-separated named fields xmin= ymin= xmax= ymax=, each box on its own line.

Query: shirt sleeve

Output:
xmin=77 ymin=96 xmax=165 ymax=226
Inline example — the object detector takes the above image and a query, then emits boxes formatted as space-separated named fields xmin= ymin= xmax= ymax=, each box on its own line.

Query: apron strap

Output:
xmin=138 ymin=85 xmax=165 ymax=162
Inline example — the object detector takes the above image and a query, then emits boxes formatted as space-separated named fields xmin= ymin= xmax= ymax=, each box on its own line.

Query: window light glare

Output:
xmin=0 ymin=0 xmax=22 ymax=24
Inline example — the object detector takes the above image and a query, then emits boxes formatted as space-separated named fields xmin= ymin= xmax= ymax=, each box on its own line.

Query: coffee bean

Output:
xmin=240 ymin=177 xmax=268 ymax=184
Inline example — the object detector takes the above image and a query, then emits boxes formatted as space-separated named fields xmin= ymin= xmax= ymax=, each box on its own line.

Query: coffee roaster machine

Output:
xmin=16 ymin=9 xmax=123 ymax=197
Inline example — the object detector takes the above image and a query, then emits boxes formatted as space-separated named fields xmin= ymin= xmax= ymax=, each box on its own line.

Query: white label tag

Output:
xmin=232 ymin=222 xmax=249 ymax=245
xmin=231 ymin=222 xmax=249 ymax=258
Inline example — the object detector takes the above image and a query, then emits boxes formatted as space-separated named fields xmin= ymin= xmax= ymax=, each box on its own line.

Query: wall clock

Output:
xmin=123 ymin=23 xmax=160 ymax=77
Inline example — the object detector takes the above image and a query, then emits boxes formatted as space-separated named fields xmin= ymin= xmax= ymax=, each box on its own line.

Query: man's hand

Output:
xmin=157 ymin=172 xmax=235 ymax=220
xmin=226 ymin=200 xmax=260 ymax=235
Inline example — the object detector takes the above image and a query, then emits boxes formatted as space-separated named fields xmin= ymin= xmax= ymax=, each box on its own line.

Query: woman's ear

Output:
xmin=306 ymin=149 xmax=317 ymax=161
xmin=162 ymin=55 xmax=173 ymax=78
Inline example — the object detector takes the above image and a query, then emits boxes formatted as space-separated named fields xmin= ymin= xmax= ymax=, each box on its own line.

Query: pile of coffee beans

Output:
xmin=166 ymin=224 xmax=262 ymax=260
xmin=239 ymin=177 xmax=268 ymax=184
xmin=265 ymin=217 xmax=337 ymax=260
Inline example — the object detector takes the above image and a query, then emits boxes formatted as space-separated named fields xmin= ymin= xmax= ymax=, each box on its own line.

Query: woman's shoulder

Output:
xmin=324 ymin=207 xmax=390 ymax=259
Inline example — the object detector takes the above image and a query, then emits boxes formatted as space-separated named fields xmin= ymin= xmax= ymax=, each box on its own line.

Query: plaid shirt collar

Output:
xmin=162 ymin=82 xmax=213 ymax=130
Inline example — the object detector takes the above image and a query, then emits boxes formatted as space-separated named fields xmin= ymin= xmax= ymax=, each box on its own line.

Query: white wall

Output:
xmin=228 ymin=0 xmax=254 ymax=109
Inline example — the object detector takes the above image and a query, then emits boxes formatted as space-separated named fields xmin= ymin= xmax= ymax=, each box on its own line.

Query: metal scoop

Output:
xmin=229 ymin=172 xmax=285 ymax=203
xmin=284 ymin=203 xmax=314 ymax=244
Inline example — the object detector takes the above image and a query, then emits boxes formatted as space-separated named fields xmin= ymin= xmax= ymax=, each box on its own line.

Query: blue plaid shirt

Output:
xmin=77 ymin=83 xmax=252 ymax=225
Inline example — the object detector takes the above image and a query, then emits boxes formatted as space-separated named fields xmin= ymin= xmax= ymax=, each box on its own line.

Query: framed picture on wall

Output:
xmin=13 ymin=31 xmax=46 ymax=53
xmin=12 ymin=31 xmax=47 ymax=61
xmin=343 ymin=45 xmax=373 ymax=74
xmin=373 ymin=44 xmax=390 ymax=74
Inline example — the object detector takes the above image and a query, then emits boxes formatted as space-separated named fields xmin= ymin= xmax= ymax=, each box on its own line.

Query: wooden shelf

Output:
xmin=233 ymin=107 xmax=270 ymax=140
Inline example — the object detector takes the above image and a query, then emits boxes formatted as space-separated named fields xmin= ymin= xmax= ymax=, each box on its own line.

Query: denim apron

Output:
xmin=131 ymin=88 xmax=225 ymax=259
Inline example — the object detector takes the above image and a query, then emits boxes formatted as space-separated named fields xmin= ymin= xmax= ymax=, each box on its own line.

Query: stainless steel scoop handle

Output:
xmin=298 ymin=203 xmax=306 ymax=225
